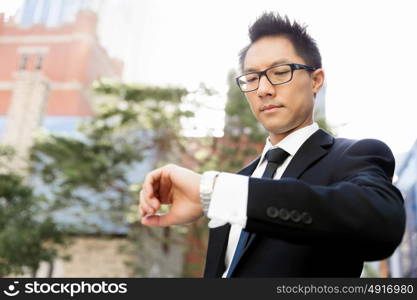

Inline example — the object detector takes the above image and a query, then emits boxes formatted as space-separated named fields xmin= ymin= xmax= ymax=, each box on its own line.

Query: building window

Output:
xmin=35 ymin=54 xmax=44 ymax=70
xmin=19 ymin=55 xmax=29 ymax=70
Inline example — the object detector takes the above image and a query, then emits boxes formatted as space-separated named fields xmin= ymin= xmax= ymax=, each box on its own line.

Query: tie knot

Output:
xmin=265 ymin=148 xmax=289 ymax=165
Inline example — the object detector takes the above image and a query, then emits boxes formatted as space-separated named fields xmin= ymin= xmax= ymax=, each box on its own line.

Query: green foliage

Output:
xmin=193 ymin=70 xmax=267 ymax=174
xmin=31 ymin=83 xmax=192 ymax=219
xmin=29 ymin=82 xmax=196 ymax=276
xmin=31 ymin=133 xmax=141 ymax=210
xmin=94 ymin=82 xmax=188 ymax=103
xmin=316 ymin=118 xmax=336 ymax=136
xmin=0 ymin=173 xmax=66 ymax=276
xmin=225 ymin=70 xmax=266 ymax=143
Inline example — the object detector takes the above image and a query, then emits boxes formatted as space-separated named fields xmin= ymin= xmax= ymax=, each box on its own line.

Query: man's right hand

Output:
xmin=139 ymin=164 xmax=203 ymax=227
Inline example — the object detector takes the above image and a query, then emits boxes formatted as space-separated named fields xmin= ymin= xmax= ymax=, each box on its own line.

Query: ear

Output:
xmin=311 ymin=68 xmax=325 ymax=96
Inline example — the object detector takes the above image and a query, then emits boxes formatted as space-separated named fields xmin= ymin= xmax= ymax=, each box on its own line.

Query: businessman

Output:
xmin=139 ymin=12 xmax=405 ymax=277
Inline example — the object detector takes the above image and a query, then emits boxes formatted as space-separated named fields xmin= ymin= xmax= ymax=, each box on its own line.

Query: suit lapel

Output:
xmin=281 ymin=129 xmax=334 ymax=179
xmin=203 ymin=224 xmax=230 ymax=277
xmin=204 ymin=157 xmax=260 ymax=277
xmin=238 ymin=157 xmax=261 ymax=176
xmin=237 ymin=129 xmax=334 ymax=274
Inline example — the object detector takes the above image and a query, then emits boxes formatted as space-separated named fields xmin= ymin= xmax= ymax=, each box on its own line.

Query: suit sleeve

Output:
xmin=245 ymin=139 xmax=406 ymax=261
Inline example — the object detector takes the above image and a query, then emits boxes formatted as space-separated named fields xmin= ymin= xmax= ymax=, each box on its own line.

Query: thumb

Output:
xmin=141 ymin=212 xmax=177 ymax=227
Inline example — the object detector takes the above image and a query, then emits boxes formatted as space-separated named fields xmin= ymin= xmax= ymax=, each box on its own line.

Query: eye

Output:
xmin=274 ymin=71 xmax=290 ymax=76
xmin=244 ymin=74 xmax=259 ymax=83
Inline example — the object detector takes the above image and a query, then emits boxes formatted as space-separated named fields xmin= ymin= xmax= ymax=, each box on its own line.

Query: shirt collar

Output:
xmin=259 ymin=122 xmax=320 ymax=164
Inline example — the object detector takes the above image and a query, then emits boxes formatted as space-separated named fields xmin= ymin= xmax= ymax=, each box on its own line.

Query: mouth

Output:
xmin=260 ymin=104 xmax=284 ymax=112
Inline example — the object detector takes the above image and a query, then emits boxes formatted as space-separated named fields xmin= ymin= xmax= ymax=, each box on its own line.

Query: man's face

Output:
xmin=243 ymin=35 xmax=324 ymax=144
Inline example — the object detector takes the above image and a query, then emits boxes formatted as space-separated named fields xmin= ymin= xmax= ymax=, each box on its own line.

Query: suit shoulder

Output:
xmin=329 ymin=137 xmax=396 ymax=180
xmin=333 ymin=137 xmax=394 ymax=157
xmin=330 ymin=138 xmax=395 ymax=175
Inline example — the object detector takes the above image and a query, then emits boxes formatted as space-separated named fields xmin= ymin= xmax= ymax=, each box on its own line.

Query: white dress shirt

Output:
xmin=206 ymin=122 xmax=319 ymax=277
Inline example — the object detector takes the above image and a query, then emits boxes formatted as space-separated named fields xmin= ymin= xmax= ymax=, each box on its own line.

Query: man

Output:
xmin=139 ymin=12 xmax=405 ymax=277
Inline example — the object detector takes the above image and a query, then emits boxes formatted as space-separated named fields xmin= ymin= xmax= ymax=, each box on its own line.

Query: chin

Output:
xmin=269 ymin=123 xmax=299 ymax=136
xmin=263 ymin=121 xmax=289 ymax=132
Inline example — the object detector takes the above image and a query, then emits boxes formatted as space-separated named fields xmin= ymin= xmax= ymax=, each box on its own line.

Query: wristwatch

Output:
xmin=200 ymin=171 xmax=220 ymax=216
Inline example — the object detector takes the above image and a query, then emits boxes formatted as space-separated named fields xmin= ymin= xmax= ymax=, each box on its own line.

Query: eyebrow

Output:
xmin=243 ymin=59 xmax=291 ymax=73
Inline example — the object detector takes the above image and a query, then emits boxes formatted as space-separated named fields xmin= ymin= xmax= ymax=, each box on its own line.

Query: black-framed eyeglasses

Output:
xmin=236 ymin=63 xmax=317 ymax=92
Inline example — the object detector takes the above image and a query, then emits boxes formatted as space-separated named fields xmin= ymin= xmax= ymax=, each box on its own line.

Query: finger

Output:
xmin=159 ymin=170 xmax=172 ymax=204
xmin=139 ymin=201 xmax=153 ymax=215
xmin=148 ymin=195 xmax=160 ymax=211
xmin=139 ymin=198 xmax=148 ymax=217
xmin=139 ymin=190 xmax=156 ymax=215
xmin=144 ymin=168 xmax=163 ymax=199
xmin=143 ymin=187 xmax=161 ymax=211
xmin=139 ymin=206 xmax=145 ymax=217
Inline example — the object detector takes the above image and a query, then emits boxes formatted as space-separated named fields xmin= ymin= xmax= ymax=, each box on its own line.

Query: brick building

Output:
xmin=0 ymin=3 xmax=138 ymax=277
xmin=0 ymin=8 xmax=122 ymax=123
xmin=0 ymin=5 xmax=123 ymax=169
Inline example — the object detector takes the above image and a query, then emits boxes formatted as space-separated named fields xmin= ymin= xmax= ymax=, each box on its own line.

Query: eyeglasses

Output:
xmin=236 ymin=63 xmax=317 ymax=92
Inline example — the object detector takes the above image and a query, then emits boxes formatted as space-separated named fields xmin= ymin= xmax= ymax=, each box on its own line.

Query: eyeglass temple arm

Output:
xmin=292 ymin=63 xmax=317 ymax=71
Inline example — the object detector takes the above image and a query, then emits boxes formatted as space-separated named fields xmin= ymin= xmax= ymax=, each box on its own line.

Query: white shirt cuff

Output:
xmin=207 ymin=172 xmax=248 ymax=228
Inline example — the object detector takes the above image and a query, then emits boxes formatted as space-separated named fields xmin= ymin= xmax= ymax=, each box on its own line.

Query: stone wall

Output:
xmin=35 ymin=230 xmax=186 ymax=278
xmin=36 ymin=236 xmax=135 ymax=277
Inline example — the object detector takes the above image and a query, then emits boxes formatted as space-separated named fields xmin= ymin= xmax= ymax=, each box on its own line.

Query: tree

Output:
xmin=30 ymin=82 xmax=197 ymax=277
xmin=190 ymin=70 xmax=267 ymax=176
xmin=0 ymin=169 xmax=66 ymax=277
xmin=31 ymin=83 xmax=191 ymax=223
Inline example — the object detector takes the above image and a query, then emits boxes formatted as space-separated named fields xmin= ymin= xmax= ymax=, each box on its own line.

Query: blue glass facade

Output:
xmin=392 ymin=140 xmax=417 ymax=277
xmin=20 ymin=0 xmax=96 ymax=27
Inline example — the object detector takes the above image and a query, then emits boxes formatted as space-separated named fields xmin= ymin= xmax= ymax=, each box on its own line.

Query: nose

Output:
xmin=256 ymin=74 xmax=275 ymax=98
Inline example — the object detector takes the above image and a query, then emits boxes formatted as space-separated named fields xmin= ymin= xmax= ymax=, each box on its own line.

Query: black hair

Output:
xmin=239 ymin=12 xmax=322 ymax=71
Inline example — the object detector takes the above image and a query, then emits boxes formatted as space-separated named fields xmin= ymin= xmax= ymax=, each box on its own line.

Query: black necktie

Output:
xmin=226 ymin=147 xmax=289 ymax=277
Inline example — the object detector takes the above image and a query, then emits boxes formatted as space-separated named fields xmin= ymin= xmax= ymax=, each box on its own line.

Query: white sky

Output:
xmin=2 ymin=0 xmax=417 ymax=155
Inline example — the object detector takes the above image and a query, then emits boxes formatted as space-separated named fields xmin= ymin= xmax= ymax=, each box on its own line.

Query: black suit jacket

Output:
xmin=203 ymin=129 xmax=405 ymax=277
